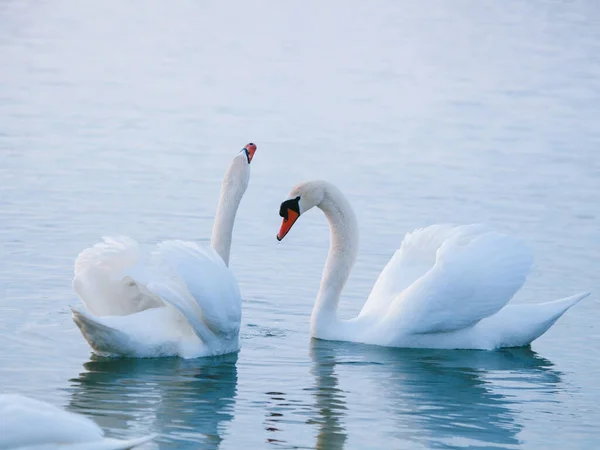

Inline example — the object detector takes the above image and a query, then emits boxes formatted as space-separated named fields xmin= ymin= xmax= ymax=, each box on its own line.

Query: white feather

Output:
xmin=0 ymin=394 xmax=154 ymax=450
xmin=72 ymin=237 xmax=163 ymax=317
xmin=380 ymin=225 xmax=534 ymax=334
xmin=153 ymin=240 xmax=241 ymax=338
xmin=361 ymin=223 xmax=458 ymax=318
xmin=71 ymin=237 xmax=241 ymax=358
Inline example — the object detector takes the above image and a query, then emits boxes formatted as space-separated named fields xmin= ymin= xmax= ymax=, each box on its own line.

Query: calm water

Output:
xmin=1 ymin=0 xmax=600 ymax=448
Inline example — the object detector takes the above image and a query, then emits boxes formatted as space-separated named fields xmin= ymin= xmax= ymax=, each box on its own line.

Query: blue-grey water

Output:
xmin=1 ymin=0 xmax=600 ymax=448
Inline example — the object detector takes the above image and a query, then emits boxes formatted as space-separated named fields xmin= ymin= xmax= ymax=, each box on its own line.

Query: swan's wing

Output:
xmin=73 ymin=237 xmax=164 ymax=316
xmin=387 ymin=227 xmax=533 ymax=334
xmin=360 ymin=224 xmax=463 ymax=318
xmin=151 ymin=240 xmax=242 ymax=339
xmin=73 ymin=237 xmax=241 ymax=345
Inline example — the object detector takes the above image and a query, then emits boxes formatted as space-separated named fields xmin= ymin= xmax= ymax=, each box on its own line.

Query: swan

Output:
xmin=276 ymin=180 xmax=589 ymax=350
xmin=71 ymin=143 xmax=256 ymax=358
xmin=0 ymin=394 xmax=154 ymax=449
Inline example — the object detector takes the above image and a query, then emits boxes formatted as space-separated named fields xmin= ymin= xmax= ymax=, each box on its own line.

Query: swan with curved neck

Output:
xmin=277 ymin=180 xmax=589 ymax=350
xmin=71 ymin=143 xmax=257 ymax=358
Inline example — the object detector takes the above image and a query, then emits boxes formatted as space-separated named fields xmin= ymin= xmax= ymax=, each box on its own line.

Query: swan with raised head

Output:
xmin=0 ymin=394 xmax=154 ymax=449
xmin=71 ymin=143 xmax=256 ymax=358
xmin=276 ymin=180 xmax=589 ymax=350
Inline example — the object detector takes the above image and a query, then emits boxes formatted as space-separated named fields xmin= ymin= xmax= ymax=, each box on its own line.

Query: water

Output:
xmin=1 ymin=0 xmax=599 ymax=448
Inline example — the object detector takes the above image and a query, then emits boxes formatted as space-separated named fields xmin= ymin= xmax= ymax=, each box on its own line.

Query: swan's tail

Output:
xmin=71 ymin=307 xmax=132 ymax=357
xmin=484 ymin=292 xmax=590 ymax=348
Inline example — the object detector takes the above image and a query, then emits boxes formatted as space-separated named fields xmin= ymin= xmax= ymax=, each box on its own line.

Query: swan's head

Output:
xmin=241 ymin=143 xmax=257 ymax=164
xmin=277 ymin=181 xmax=326 ymax=241
xmin=223 ymin=143 xmax=256 ymax=191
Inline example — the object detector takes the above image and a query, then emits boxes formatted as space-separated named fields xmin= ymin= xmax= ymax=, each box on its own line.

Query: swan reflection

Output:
xmin=66 ymin=353 xmax=238 ymax=449
xmin=309 ymin=340 xmax=561 ymax=449
xmin=309 ymin=340 xmax=348 ymax=450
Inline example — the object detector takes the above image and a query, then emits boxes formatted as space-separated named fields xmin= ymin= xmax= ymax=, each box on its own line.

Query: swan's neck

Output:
xmin=311 ymin=185 xmax=359 ymax=338
xmin=210 ymin=158 xmax=248 ymax=267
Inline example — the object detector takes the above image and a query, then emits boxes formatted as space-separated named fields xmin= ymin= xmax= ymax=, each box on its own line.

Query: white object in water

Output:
xmin=71 ymin=144 xmax=257 ymax=358
xmin=276 ymin=180 xmax=589 ymax=350
xmin=0 ymin=394 xmax=154 ymax=449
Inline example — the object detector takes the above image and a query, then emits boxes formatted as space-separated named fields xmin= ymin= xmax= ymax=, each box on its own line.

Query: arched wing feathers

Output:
xmin=362 ymin=225 xmax=533 ymax=335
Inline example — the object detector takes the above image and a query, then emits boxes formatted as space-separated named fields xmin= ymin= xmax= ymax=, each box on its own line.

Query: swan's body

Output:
xmin=277 ymin=180 xmax=589 ymax=350
xmin=0 ymin=394 xmax=154 ymax=449
xmin=71 ymin=144 xmax=256 ymax=358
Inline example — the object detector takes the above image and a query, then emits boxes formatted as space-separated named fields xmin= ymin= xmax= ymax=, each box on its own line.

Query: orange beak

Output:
xmin=245 ymin=143 xmax=257 ymax=163
xmin=277 ymin=209 xmax=299 ymax=241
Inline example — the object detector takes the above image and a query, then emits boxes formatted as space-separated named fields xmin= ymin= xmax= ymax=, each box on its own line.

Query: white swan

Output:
xmin=71 ymin=143 xmax=256 ymax=358
xmin=276 ymin=180 xmax=589 ymax=350
xmin=0 ymin=394 xmax=154 ymax=449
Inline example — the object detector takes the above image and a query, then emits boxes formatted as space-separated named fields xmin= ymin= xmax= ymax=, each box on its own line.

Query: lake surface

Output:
xmin=1 ymin=0 xmax=600 ymax=448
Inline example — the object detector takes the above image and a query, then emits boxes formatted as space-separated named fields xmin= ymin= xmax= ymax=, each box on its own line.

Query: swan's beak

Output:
xmin=277 ymin=210 xmax=299 ymax=241
xmin=277 ymin=197 xmax=301 ymax=241
xmin=244 ymin=143 xmax=257 ymax=163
